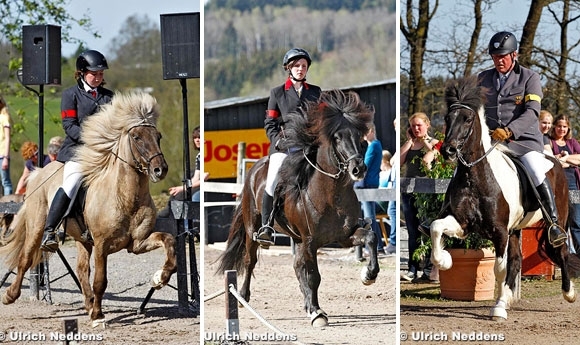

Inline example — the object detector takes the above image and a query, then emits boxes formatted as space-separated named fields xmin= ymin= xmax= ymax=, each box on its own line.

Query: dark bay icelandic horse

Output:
xmin=429 ymin=76 xmax=577 ymax=320
xmin=217 ymin=89 xmax=378 ymax=327
xmin=0 ymin=92 xmax=176 ymax=327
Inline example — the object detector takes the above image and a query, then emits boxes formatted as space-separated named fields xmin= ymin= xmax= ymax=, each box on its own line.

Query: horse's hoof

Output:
xmin=2 ymin=293 xmax=13 ymax=305
xmin=563 ymin=289 xmax=577 ymax=303
xmin=360 ymin=267 xmax=376 ymax=285
xmin=151 ymin=270 xmax=165 ymax=289
xmin=91 ymin=318 xmax=106 ymax=329
xmin=489 ymin=307 xmax=507 ymax=321
xmin=438 ymin=250 xmax=453 ymax=271
xmin=310 ymin=309 xmax=328 ymax=328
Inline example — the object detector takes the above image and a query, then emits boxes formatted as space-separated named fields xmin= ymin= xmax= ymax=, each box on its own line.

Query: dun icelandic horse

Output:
xmin=218 ymin=89 xmax=378 ymax=327
xmin=0 ymin=92 xmax=176 ymax=327
xmin=429 ymin=76 xmax=577 ymax=320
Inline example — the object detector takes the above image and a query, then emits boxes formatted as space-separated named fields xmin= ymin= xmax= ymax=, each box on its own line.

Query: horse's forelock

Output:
xmin=445 ymin=76 xmax=483 ymax=113
xmin=317 ymin=90 xmax=374 ymax=140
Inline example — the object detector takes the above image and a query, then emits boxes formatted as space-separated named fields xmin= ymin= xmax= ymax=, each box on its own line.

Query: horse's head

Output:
xmin=332 ymin=124 xmax=367 ymax=181
xmin=127 ymin=123 xmax=168 ymax=182
xmin=441 ymin=77 xmax=484 ymax=162
xmin=316 ymin=90 xmax=375 ymax=181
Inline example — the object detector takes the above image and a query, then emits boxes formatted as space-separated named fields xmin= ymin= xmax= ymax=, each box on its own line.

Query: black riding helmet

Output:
xmin=76 ymin=50 xmax=109 ymax=72
xmin=283 ymin=48 xmax=312 ymax=70
xmin=488 ymin=31 xmax=518 ymax=55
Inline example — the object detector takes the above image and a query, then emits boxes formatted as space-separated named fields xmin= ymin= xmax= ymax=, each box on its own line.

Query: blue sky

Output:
xmin=62 ymin=0 xmax=200 ymax=57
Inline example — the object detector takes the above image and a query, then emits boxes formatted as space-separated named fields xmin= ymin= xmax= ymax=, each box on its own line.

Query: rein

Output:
xmin=112 ymin=123 xmax=164 ymax=174
xmin=449 ymin=103 xmax=500 ymax=168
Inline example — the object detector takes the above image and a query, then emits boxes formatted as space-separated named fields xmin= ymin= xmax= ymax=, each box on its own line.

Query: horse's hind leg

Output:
xmin=130 ymin=232 xmax=177 ymax=288
xmin=238 ymin=239 xmax=259 ymax=303
xmin=75 ymin=241 xmax=94 ymax=312
xmin=2 ymin=262 xmax=29 ymax=304
xmin=89 ymin=248 xmax=108 ymax=327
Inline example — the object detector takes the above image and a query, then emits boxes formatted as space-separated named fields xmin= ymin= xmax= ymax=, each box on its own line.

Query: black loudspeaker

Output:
xmin=160 ymin=13 xmax=200 ymax=80
xmin=22 ymin=25 xmax=61 ymax=85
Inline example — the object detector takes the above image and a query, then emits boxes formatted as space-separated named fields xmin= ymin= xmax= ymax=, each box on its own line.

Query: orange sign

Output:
xmin=204 ymin=129 xmax=270 ymax=178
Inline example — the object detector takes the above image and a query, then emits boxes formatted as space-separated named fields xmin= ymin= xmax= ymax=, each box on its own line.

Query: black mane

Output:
xmin=277 ymin=89 xmax=374 ymax=202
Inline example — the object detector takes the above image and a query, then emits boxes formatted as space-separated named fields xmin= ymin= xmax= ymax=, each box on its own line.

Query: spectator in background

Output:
xmin=400 ymin=112 xmax=439 ymax=283
xmin=378 ymin=149 xmax=396 ymax=255
xmin=15 ymin=141 xmax=39 ymax=195
xmin=539 ymin=110 xmax=554 ymax=155
xmin=549 ymin=114 xmax=580 ymax=251
xmin=0 ymin=96 xmax=12 ymax=196
xmin=356 ymin=124 xmax=385 ymax=256
xmin=44 ymin=136 xmax=64 ymax=166
xmin=159 ymin=126 xmax=207 ymax=218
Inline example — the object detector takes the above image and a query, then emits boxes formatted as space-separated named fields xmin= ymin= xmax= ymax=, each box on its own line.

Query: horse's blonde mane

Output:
xmin=74 ymin=92 xmax=160 ymax=186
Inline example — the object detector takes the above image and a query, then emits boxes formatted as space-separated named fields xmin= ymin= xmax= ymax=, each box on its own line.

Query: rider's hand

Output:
xmin=491 ymin=127 xmax=512 ymax=142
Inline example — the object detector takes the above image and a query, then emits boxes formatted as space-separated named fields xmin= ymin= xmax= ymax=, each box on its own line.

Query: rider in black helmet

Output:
xmin=40 ymin=49 xmax=114 ymax=252
xmin=254 ymin=48 xmax=321 ymax=247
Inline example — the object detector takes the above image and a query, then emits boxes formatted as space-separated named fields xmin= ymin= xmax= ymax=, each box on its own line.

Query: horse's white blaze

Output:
xmin=430 ymin=215 xmax=463 ymax=270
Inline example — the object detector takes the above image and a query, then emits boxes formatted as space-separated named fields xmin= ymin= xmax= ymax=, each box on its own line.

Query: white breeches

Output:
xmin=62 ymin=161 xmax=83 ymax=199
xmin=519 ymin=151 xmax=554 ymax=186
xmin=265 ymin=152 xmax=287 ymax=196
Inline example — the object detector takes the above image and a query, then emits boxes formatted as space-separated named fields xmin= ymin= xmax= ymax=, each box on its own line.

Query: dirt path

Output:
xmin=203 ymin=244 xmax=396 ymax=345
xmin=400 ymin=277 xmax=580 ymax=345
xmin=0 ymin=241 xmax=199 ymax=345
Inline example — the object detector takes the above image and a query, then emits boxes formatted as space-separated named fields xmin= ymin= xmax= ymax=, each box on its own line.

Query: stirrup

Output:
xmin=40 ymin=231 xmax=59 ymax=253
xmin=253 ymin=225 xmax=275 ymax=247
xmin=548 ymin=223 xmax=567 ymax=248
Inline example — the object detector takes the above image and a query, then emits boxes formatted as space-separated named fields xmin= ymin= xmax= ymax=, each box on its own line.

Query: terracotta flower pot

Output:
xmin=439 ymin=248 xmax=496 ymax=301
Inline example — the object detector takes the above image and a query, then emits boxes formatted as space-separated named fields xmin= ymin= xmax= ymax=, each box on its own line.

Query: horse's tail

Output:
xmin=216 ymin=200 xmax=247 ymax=275
xmin=0 ymin=202 xmax=42 ymax=270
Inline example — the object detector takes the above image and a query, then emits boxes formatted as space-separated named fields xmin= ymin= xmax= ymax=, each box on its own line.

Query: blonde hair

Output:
xmin=539 ymin=110 xmax=553 ymax=122
xmin=408 ymin=112 xmax=431 ymax=126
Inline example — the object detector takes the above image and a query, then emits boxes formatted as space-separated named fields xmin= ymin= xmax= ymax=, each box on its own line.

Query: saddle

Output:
xmin=508 ymin=156 xmax=542 ymax=213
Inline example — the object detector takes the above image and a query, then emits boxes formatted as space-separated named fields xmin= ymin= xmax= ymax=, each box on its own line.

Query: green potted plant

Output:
xmin=411 ymin=136 xmax=495 ymax=301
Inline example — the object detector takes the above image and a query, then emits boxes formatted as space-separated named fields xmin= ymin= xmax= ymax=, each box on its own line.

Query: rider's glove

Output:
xmin=491 ymin=127 xmax=512 ymax=142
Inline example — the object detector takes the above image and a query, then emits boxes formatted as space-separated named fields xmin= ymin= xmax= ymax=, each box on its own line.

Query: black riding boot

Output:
xmin=40 ymin=188 xmax=71 ymax=252
xmin=255 ymin=192 xmax=275 ymax=247
xmin=536 ymin=179 xmax=567 ymax=247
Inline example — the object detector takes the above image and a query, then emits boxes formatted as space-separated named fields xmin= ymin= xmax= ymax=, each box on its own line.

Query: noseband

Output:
xmin=448 ymin=103 xmax=499 ymax=168
xmin=113 ymin=123 xmax=164 ymax=174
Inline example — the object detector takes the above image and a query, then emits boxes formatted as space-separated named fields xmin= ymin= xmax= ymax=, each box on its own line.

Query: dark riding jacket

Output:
xmin=58 ymin=82 xmax=114 ymax=162
xmin=478 ymin=62 xmax=543 ymax=156
xmin=264 ymin=77 xmax=321 ymax=155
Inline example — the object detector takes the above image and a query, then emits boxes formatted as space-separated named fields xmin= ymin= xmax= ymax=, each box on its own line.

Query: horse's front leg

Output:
xmin=293 ymin=242 xmax=327 ymax=327
xmin=130 ymin=232 xmax=177 ymax=288
xmin=89 ymin=249 xmax=108 ymax=328
xmin=75 ymin=241 xmax=94 ymax=312
xmin=430 ymin=215 xmax=464 ymax=270
xmin=342 ymin=224 xmax=379 ymax=285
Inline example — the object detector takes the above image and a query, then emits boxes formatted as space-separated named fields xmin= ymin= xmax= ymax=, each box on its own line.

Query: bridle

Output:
xmin=448 ymin=103 xmax=499 ymax=168
xmin=302 ymin=137 xmax=362 ymax=180
xmin=112 ymin=123 xmax=164 ymax=174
